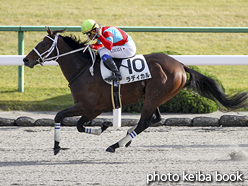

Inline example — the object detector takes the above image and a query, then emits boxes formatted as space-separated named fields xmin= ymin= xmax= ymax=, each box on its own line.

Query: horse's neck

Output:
xmin=56 ymin=39 xmax=90 ymax=82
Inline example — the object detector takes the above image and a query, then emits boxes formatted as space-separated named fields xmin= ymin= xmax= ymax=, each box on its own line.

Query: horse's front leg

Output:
xmin=53 ymin=103 xmax=110 ymax=155
xmin=53 ymin=104 xmax=82 ymax=155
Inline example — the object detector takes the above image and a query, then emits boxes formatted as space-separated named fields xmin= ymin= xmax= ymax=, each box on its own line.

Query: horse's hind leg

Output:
xmin=106 ymin=68 xmax=186 ymax=152
xmin=106 ymin=84 xmax=164 ymax=152
xmin=151 ymin=107 xmax=161 ymax=124
xmin=124 ymin=108 xmax=160 ymax=148
xmin=123 ymin=124 xmax=137 ymax=148
xmin=106 ymin=117 xmax=153 ymax=153
xmin=76 ymin=115 xmax=111 ymax=135
xmin=106 ymin=104 xmax=155 ymax=153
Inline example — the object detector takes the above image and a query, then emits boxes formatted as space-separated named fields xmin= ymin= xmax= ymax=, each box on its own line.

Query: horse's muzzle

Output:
xmin=23 ymin=57 xmax=37 ymax=68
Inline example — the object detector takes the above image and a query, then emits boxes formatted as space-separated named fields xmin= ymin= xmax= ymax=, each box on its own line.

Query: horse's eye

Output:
xmin=41 ymin=42 xmax=46 ymax=47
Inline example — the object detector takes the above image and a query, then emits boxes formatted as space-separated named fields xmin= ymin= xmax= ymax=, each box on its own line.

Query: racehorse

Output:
xmin=23 ymin=27 xmax=248 ymax=154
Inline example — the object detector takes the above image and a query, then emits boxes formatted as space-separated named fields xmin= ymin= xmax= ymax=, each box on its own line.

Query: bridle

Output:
xmin=33 ymin=34 xmax=60 ymax=65
xmin=32 ymin=34 xmax=97 ymax=78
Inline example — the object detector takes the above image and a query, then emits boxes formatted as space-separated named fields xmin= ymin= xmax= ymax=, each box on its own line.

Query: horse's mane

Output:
xmin=61 ymin=35 xmax=88 ymax=49
xmin=60 ymin=35 xmax=99 ymax=59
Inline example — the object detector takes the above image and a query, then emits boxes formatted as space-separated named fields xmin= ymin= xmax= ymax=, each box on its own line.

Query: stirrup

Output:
xmin=114 ymin=73 xmax=122 ymax=81
xmin=105 ymin=73 xmax=122 ymax=81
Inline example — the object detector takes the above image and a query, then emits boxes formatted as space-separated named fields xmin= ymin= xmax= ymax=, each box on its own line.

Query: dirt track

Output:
xmin=0 ymin=126 xmax=248 ymax=186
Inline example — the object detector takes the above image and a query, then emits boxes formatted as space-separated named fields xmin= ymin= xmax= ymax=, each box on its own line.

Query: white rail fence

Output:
xmin=1 ymin=55 xmax=248 ymax=66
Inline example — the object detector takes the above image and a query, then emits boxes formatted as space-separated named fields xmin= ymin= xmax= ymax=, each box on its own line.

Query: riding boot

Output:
xmin=103 ymin=58 xmax=122 ymax=81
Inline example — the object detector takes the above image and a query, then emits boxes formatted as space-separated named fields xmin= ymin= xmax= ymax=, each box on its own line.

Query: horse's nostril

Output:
xmin=23 ymin=58 xmax=29 ymax=63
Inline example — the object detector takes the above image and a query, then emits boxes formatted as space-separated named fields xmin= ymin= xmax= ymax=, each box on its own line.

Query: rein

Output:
xmin=33 ymin=34 xmax=97 ymax=86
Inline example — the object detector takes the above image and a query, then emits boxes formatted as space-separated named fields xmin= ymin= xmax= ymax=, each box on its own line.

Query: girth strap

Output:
xmin=111 ymin=81 xmax=122 ymax=109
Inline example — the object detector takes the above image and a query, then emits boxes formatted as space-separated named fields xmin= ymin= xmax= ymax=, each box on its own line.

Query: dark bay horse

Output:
xmin=23 ymin=28 xmax=248 ymax=154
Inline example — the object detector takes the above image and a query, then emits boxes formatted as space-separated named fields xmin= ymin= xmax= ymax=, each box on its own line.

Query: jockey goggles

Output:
xmin=85 ymin=23 xmax=96 ymax=38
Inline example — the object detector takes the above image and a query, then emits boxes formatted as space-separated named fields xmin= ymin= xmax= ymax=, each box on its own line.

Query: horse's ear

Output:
xmin=51 ymin=28 xmax=67 ymax=35
xmin=61 ymin=28 xmax=67 ymax=33
xmin=45 ymin=26 xmax=53 ymax=35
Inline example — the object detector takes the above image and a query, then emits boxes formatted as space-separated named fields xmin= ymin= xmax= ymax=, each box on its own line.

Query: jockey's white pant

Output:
xmin=98 ymin=40 xmax=136 ymax=59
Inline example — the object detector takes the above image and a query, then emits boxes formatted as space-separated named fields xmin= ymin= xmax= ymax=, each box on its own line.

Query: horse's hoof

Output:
xmin=101 ymin=122 xmax=112 ymax=132
xmin=106 ymin=146 xmax=115 ymax=153
xmin=102 ymin=121 xmax=112 ymax=127
xmin=54 ymin=147 xmax=61 ymax=155
xmin=54 ymin=141 xmax=61 ymax=155
xmin=125 ymin=140 xmax=132 ymax=148
xmin=84 ymin=121 xmax=92 ymax=126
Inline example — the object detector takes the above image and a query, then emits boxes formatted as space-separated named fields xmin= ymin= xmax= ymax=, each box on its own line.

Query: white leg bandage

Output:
xmin=127 ymin=125 xmax=137 ymax=134
xmin=118 ymin=131 xmax=137 ymax=147
xmin=54 ymin=123 xmax=61 ymax=142
xmin=85 ymin=127 xmax=102 ymax=135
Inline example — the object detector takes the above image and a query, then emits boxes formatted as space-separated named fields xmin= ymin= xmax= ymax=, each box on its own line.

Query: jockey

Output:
xmin=81 ymin=19 xmax=136 ymax=81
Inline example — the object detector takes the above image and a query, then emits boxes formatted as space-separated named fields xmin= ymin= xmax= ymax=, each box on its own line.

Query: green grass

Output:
xmin=0 ymin=0 xmax=248 ymax=111
xmin=0 ymin=66 xmax=72 ymax=110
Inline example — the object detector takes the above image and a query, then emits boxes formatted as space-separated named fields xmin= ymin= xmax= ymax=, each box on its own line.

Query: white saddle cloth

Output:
xmin=100 ymin=54 xmax=152 ymax=85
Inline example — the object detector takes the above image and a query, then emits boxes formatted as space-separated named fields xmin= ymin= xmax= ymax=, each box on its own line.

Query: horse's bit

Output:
xmin=33 ymin=34 xmax=96 ymax=76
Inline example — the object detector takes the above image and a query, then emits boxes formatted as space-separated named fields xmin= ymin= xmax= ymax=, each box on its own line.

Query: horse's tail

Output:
xmin=183 ymin=64 xmax=248 ymax=110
